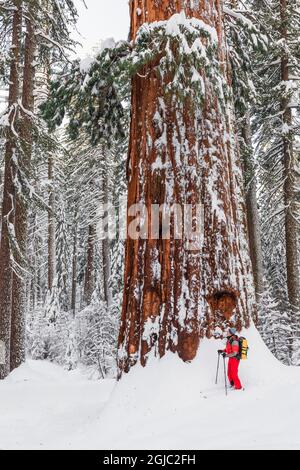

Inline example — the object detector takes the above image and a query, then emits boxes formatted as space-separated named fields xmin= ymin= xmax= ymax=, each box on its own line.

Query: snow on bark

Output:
xmin=83 ymin=224 xmax=96 ymax=305
xmin=118 ymin=0 xmax=256 ymax=374
xmin=48 ymin=154 xmax=56 ymax=291
xmin=0 ymin=1 xmax=22 ymax=380
xmin=241 ymin=113 xmax=264 ymax=304
xmin=280 ymin=0 xmax=300 ymax=312
xmin=11 ymin=12 xmax=37 ymax=372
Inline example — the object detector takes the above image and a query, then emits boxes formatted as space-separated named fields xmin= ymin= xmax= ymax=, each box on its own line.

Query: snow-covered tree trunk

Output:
xmin=40 ymin=0 xmax=56 ymax=293
xmin=11 ymin=11 xmax=37 ymax=371
xmin=101 ymin=160 xmax=111 ymax=306
xmin=29 ymin=213 xmax=39 ymax=310
xmin=118 ymin=0 xmax=256 ymax=374
xmin=0 ymin=1 xmax=22 ymax=379
xmin=83 ymin=224 xmax=95 ymax=305
xmin=280 ymin=0 xmax=300 ymax=312
xmin=48 ymin=154 xmax=56 ymax=290
xmin=241 ymin=113 xmax=264 ymax=303
xmin=71 ymin=216 xmax=78 ymax=316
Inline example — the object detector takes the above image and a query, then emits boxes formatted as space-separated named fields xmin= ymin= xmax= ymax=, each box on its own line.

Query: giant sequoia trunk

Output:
xmin=0 ymin=1 xmax=22 ymax=379
xmin=118 ymin=0 xmax=256 ymax=373
xmin=10 ymin=13 xmax=36 ymax=371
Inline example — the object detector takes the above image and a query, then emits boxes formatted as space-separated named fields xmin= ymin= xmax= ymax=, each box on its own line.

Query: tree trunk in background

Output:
xmin=83 ymin=224 xmax=95 ymax=304
xmin=31 ymin=213 xmax=38 ymax=311
xmin=101 ymin=160 xmax=112 ymax=306
xmin=118 ymin=0 xmax=256 ymax=374
xmin=71 ymin=218 xmax=78 ymax=316
xmin=0 ymin=1 xmax=22 ymax=380
xmin=102 ymin=238 xmax=111 ymax=306
xmin=241 ymin=113 xmax=264 ymax=304
xmin=48 ymin=154 xmax=56 ymax=291
xmin=280 ymin=0 xmax=300 ymax=313
xmin=229 ymin=0 xmax=264 ymax=306
xmin=40 ymin=2 xmax=55 ymax=294
xmin=11 ymin=12 xmax=36 ymax=372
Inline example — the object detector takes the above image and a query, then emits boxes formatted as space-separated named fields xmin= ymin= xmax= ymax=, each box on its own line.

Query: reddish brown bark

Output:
xmin=10 ymin=12 xmax=36 ymax=372
xmin=0 ymin=1 xmax=22 ymax=379
xmin=118 ymin=0 xmax=255 ymax=374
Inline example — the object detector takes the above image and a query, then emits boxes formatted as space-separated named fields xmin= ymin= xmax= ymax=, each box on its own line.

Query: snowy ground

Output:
xmin=1 ymin=326 xmax=300 ymax=450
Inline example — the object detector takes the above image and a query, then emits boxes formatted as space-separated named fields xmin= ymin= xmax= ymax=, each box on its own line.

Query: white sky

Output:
xmin=0 ymin=1 xmax=130 ymax=108
xmin=74 ymin=0 xmax=130 ymax=57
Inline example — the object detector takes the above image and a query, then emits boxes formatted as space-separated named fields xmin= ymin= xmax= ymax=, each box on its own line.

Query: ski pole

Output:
xmin=215 ymin=353 xmax=220 ymax=385
xmin=223 ymin=355 xmax=228 ymax=396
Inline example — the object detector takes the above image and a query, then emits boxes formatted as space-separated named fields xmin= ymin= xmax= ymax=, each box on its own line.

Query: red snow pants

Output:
xmin=228 ymin=357 xmax=242 ymax=390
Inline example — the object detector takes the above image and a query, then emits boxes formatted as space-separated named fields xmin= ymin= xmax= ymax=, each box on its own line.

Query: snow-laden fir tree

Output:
xmin=0 ymin=0 xmax=79 ymax=378
xmin=224 ymin=0 xmax=267 ymax=305
xmin=39 ymin=37 xmax=129 ymax=374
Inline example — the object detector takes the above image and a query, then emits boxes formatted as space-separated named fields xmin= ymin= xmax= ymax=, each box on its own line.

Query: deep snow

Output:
xmin=1 ymin=325 xmax=300 ymax=450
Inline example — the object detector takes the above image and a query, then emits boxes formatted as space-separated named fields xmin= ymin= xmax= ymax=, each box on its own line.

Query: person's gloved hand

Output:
xmin=222 ymin=352 xmax=227 ymax=358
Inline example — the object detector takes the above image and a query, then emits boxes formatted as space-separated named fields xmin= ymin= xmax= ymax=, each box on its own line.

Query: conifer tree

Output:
xmin=0 ymin=0 xmax=22 ymax=379
xmin=0 ymin=0 xmax=79 ymax=377
xmin=224 ymin=0 xmax=267 ymax=303
xmin=252 ymin=0 xmax=300 ymax=345
xmin=10 ymin=1 xmax=37 ymax=372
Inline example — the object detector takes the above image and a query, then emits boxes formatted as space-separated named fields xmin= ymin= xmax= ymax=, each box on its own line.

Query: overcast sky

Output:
xmin=74 ymin=0 xmax=130 ymax=57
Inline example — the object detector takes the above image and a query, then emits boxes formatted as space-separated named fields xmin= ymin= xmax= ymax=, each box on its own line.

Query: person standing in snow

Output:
xmin=218 ymin=328 xmax=243 ymax=390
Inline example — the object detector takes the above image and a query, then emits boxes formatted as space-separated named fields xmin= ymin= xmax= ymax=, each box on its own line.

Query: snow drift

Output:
xmin=90 ymin=324 xmax=299 ymax=450
xmin=1 ymin=325 xmax=300 ymax=450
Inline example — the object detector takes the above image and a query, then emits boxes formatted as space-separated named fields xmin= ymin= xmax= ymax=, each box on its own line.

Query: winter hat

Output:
xmin=229 ymin=327 xmax=237 ymax=336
